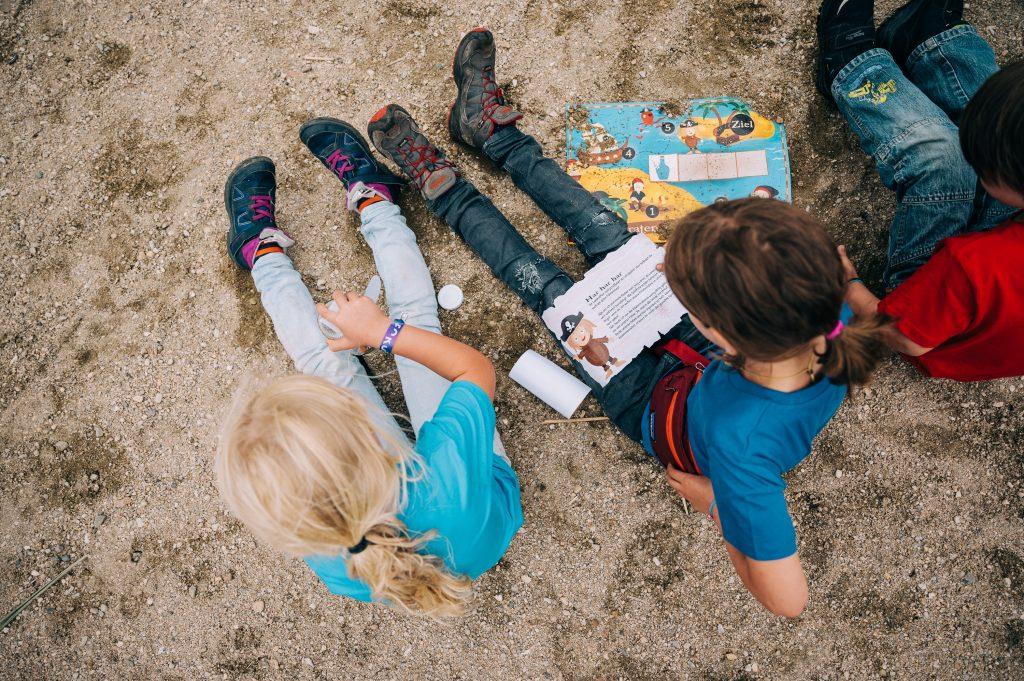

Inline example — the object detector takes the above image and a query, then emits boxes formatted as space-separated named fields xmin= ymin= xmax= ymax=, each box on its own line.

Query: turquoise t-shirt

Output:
xmin=305 ymin=382 xmax=523 ymax=601
xmin=686 ymin=363 xmax=847 ymax=561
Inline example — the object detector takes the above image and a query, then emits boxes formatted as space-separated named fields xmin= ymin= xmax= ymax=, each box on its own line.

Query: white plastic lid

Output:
xmin=437 ymin=284 xmax=464 ymax=311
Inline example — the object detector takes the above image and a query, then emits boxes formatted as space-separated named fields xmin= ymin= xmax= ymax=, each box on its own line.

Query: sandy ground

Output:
xmin=2 ymin=0 xmax=1023 ymax=678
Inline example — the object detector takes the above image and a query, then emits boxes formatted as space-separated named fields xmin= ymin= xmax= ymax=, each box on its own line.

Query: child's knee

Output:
xmin=895 ymin=119 xmax=976 ymax=193
xmin=294 ymin=344 xmax=353 ymax=379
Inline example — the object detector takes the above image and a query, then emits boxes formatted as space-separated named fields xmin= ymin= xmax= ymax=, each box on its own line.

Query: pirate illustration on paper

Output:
xmin=561 ymin=312 xmax=624 ymax=379
xmin=681 ymin=118 xmax=701 ymax=154
xmin=628 ymin=178 xmax=646 ymax=211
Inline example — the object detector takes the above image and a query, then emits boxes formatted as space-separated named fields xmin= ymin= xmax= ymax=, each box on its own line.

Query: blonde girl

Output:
xmin=217 ymin=129 xmax=521 ymax=617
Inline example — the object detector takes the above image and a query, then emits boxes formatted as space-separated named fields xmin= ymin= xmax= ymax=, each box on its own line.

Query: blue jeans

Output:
xmin=251 ymin=200 xmax=507 ymax=457
xmin=426 ymin=126 xmax=713 ymax=442
xmin=832 ymin=25 xmax=1016 ymax=289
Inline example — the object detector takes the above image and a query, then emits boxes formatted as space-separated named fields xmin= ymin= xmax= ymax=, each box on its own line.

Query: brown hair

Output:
xmin=664 ymin=198 xmax=886 ymax=386
xmin=960 ymin=61 xmax=1024 ymax=191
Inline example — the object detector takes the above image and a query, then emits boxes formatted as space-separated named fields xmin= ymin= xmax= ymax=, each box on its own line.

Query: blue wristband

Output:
xmin=848 ymin=277 xmax=863 ymax=286
xmin=708 ymin=499 xmax=717 ymax=520
xmin=379 ymin=319 xmax=405 ymax=354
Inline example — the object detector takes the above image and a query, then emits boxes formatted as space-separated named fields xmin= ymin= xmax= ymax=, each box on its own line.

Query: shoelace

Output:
xmin=326 ymin=149 xmax=355 ymax=180
xmin=249 ymin=195 xmax=274 ymax=222
xmin=480 ymin=66 xmax=507 ymax=123
xmin=396 ymin=140 xmax=452 ymax=188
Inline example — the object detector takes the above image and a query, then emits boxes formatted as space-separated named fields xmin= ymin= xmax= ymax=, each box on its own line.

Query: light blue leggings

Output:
xmin=250 ymin=199 xmax=506 ymax=456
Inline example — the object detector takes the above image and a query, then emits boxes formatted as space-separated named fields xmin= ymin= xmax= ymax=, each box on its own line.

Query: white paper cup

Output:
xmin=509 ymin=350 xmax=591 ymax=418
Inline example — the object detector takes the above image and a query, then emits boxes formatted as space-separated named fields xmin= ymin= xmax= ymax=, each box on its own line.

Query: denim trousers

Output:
xmin=832 ymin=25 xmax=1016 ymax=289
xmin=251 ymin=200 xmax=506 ymax=457
xmin=427 ymin=126 xmax=713 ymax=442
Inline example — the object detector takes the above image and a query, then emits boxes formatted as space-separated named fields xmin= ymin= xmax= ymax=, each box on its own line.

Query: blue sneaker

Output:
xmin=224 ymin=156 xmax=293 ymax=271
xmin=299 ymin=117 xmax=404 ymax=192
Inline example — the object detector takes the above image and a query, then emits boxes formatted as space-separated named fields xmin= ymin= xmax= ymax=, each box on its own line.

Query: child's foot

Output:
xmin=368 ymin=104 xmax=459 ymax=201
xmin=816 ymin=0 xmax=877 ymax=105
xmin=878 ymin=0 xmax=964 ymax=67
xmin=224 ymin=156 xmax=294 ymax=271
xmin=299 ymin=117 xmax=404 ymax=210
xmin=447 ymin=28 xmax=523 ymax=149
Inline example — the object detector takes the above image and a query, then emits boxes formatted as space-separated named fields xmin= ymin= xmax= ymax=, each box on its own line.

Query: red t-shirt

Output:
xmin=877 ymin=219 xmax=1024 ymax=381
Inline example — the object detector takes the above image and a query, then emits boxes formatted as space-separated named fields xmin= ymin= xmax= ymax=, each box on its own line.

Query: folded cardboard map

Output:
xmin=565 ymin=99 xmax=791 ymax=243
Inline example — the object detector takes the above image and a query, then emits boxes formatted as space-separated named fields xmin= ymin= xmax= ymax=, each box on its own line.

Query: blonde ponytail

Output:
xmin=216 ymin=375 xmax=471 ymax=618
xmin=820 ymin=313 xmax=890 ymax=386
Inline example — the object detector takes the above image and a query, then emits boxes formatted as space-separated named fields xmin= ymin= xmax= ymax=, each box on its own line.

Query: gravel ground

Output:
xmin=2 ymin=0 xmax=1023 ymax=679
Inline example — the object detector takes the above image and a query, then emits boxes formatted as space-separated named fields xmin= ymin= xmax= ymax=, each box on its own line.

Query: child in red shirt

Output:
xmin=816 ymin=0 xmax=1024 ymax=381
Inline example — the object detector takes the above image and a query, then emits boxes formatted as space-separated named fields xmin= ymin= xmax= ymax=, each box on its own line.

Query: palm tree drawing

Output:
xmin=690 ymin=98 xmax=752 ymax=146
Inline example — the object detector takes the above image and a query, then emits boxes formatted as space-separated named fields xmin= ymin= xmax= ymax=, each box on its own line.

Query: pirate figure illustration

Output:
xmin=628 ymin=178 xmax=646 ymax=211
xmin=561 ymin=312 xmax=624 ymax=379
xmin=750 ymin=185 xmax=779 ymax=199
xmin=681 ymin=118 xmax=701 ymax=154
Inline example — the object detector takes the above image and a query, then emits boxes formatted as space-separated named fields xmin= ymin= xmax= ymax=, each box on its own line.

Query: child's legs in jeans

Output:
xmin=833 ymin=48 xmax=977 ymax=289
xmin=251 ymin=252 xmax=408 ymax=444
xmin=358 ymin=200 xmax=508 ymax=458
xmin=905 ymin=25 xmax=1017 ymax=232
xmin=426 ymin=176 xmax=703 ymax=440
xmin=427 ymin=178 xmax=603 ymax=393
xmin=905 ymin=25 xmax=998 ymax=124
xmin=482 ymin=126 xmax=633 ymax=266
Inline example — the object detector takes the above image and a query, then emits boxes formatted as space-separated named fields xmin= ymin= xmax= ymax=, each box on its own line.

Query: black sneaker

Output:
xmin=447 ymin=28 xmax=523 ymax=149
xmin=816 ymin=0 xmax=877 ymax=105
xmin=224 ymin=156 xmax=293 ymax=270
xmin=299 ymin=117 xmax=404 ymax=191
xmin=368 ymin=104 xmax=459 ymax=201
xmin=878 ymin=0 xmax=964 ymax=67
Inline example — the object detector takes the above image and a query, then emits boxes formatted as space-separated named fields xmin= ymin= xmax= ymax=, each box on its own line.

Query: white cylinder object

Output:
xmin=508 ymin=350 xmax=591 ymax=419
xmin=437 ymin=284 xmax=464 ymax=311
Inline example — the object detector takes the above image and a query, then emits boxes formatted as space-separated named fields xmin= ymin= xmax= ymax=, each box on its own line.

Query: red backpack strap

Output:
xmin=658 ymin=338 xmax=709 ymax=369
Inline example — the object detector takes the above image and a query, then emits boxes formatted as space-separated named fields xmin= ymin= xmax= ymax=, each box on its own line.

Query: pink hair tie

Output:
xmin=827 ymin=321 xmax=845 ymax=340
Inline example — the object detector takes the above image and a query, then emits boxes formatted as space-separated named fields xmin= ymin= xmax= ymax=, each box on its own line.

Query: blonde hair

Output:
xmin=215 ymin=374 xmax=472 ymax=617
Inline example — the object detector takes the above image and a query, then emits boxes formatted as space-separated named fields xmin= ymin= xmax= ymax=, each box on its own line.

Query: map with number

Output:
xmin=565 ymin=99 xmax=792 ymax=244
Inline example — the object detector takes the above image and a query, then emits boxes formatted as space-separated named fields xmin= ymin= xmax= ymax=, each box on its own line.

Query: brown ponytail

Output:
xmin=664 ymin=198 xmax=889 ymax=386
xmin=819 ymin=313 xmax=890 ymax=386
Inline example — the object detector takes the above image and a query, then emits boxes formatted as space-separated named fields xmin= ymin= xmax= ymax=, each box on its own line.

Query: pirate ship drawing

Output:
xmin=576 ymin=123 xmax=632 ymax=166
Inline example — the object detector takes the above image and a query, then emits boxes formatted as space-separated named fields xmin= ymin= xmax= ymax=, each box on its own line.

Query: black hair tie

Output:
xmin=348 ymin=537 xmax=370 ymax=555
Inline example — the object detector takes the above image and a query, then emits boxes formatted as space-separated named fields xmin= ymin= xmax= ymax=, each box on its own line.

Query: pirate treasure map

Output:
xmin=565 ymin=99 xmax=791 ymax=244
xmin=542 ymin=235 xmax=685 ymax=387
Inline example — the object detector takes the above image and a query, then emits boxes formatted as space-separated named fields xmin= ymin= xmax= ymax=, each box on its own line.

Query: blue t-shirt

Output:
xmin=686 ymin=362 xmax=846 ymax=560
xmin=304 ymin=381 xmax=523 ymax=601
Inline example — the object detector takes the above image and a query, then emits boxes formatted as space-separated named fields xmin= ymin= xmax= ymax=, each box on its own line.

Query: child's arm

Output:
xmin=838 ymin=246 xmax=934 ymax=357
xmin=666 ymin=467 xmax=808 ymax=617
xmin=317 ymin=291 xmax=496 ymax=399
xmin=725 ymin=545 xmax=808 ymax=618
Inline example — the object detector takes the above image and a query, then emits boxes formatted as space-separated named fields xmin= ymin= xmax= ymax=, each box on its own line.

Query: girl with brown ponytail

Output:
xmin=660 ymin=197 xmax=887 ymax=617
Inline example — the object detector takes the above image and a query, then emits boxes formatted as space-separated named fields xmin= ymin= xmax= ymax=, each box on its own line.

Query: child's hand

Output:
xmin=316 ymin=291 xmax=391 ymax=352
xmin=666 ymin=466 xmax=714 ymax=514
xmin=837 ymin=245 xmax=859 ymax=281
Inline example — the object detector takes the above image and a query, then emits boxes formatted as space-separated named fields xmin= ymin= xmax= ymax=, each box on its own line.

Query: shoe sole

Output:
xmin=448 ymin=28 xmax=491 ymax=143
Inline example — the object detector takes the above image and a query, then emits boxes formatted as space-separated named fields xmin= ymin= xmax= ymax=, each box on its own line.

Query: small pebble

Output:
xmin=252 ymin=600 xmax=264 ymax=613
